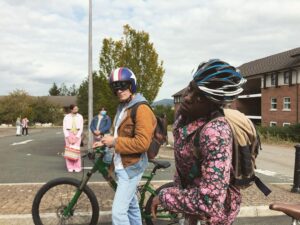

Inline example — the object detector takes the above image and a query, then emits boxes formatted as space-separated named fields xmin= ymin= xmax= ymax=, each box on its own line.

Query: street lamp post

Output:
xmin=88 ymin=0 xmax=93 ymax=149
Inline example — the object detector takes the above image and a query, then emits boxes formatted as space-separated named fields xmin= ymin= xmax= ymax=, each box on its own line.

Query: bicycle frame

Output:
xmin=62 ymin=147 xmax=177 ymax=221
xmin=62 ymin=147 xmax=115 ymax=217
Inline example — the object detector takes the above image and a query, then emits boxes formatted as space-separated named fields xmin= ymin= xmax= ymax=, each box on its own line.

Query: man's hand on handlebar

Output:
xmin=101 ymin=135 xmax=115 ymax=147
xmin=92 ymin=141 xmax=104 ymax=148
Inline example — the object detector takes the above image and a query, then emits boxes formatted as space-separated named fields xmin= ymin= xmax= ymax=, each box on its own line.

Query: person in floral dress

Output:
xmin=151 ymin=59 xmax=247 ymax=225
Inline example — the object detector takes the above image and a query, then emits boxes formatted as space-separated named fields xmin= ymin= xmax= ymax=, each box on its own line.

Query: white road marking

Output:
xmin=11 ymin=140 xmax=33 ymax=146
xmin=255 ymin=169 xmax=277 ymax=176
xmin=83 ymin=167 xmax=93 ymax=170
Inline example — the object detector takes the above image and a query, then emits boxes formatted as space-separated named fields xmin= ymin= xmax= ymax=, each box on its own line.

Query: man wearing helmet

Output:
xmin=93 ymin=67 xmax=156 ymax=225
xmin=151 ymin=59 xmax=247 ymax=225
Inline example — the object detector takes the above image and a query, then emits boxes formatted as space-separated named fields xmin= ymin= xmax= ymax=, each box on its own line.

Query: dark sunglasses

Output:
xmin=110 ymin=81 xmax=131 ymax=92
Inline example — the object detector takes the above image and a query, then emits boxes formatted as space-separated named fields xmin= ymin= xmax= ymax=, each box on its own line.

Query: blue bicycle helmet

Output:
xmin=109 ymin=67 xmax=137 ymax=93
xmin=192 ymin=59 xmax=247 ymax=104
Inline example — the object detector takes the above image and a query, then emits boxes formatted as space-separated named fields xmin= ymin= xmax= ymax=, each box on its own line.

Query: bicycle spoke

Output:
xmin=35 ymin=182 xmax=96 ymax=225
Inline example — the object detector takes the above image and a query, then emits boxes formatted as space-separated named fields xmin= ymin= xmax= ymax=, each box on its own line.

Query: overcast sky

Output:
xmin=0 ymin=0 xmax=299 ymax=101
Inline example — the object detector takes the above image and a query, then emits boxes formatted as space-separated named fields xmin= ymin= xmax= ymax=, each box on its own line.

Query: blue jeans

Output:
xmin=112 ymin=168 xmax=143 ymax=225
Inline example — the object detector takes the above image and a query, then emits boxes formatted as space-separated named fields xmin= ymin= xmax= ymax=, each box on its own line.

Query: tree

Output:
xmin=30 ymin=97 xmax=64 ymax=124
xmin=99 ymin=24 xmax=165 ymax=104
xmin=77 ymin=24 xmax=165 ymax=120
xmin=0 ymin=89 xmax=64 ymax=125
xmin=59 ymin=83 xmax=69 ymax=96
xmin=49 ymin=82 xmax=60 ymax=96
xmin=0 ymin=90 xmax=33 ymax=123
xmin=49 ymin=82 xmax=78 ymax=96
xmin=68 ymin=84 xmax=79 ymax=96
xmin=153 ymin=105 xmax=175 ymax=125
xmin=77 ymin=72 xmax=118 ymax=119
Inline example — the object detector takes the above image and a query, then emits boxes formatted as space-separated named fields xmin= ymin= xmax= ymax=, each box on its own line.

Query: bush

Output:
xmin=0 ymin=90 xmax=64 ymax=125
xmin=256 ymin=124 xmax=300 ymax=142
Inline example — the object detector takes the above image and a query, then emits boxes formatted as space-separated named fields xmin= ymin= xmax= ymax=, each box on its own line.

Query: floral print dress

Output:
xmin=159 ymin=116 xmax=241 ymax=225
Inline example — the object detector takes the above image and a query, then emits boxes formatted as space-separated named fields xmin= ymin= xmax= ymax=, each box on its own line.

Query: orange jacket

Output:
xmin=114 ymin=104 xmax=157 ymax=168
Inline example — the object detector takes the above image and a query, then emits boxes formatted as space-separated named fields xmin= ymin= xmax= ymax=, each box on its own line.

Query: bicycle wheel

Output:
xmin=32 ymin=177 xmax=99 ymax=225
xmin=144 ymin=182 xmax=184 ymax=225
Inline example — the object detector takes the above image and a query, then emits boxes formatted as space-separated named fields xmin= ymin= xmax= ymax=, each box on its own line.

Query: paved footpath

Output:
xmin=0 ymin=180 xmax=298 ymax=225
xmin=0 ymin=129 xmax=299 ymax=224
xmin=0 ymin=148 xmax=299 ymax=225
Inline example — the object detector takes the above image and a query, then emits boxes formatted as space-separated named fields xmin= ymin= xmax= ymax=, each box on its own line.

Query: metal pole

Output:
xmin=88 ymin=0 xmax=93 ymax=149
xmin=291 ymin=144 xmax=300 ymax=193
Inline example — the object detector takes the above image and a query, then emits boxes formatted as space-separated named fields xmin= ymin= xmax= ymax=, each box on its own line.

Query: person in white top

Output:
xmin=63 ymin=104 xmax=83 ymax=172
xmin=16 ymin=117 xmax=22 ymax=136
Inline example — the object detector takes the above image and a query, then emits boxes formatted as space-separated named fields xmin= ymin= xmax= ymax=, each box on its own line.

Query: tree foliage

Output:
xmin=77 ymin=72 xmax=118 ymax=119
xmin=153 ymin=105 xmax=175 ymax=125
xmin=30 ymin=97 xmax=64 ymax=124
xmin=78 ymin=24 xmax=165 ymax=119
xmin=100 ymin=24 xmax=165 ymax=104
xmin=0 ymin=90 xmax=64 ymax=124
xmin=49 ymin=82 xmax=60 ymax=96
xmin=0 ymin=90 xmax=33 ymax=123
xmin=48 ymin=82 xmax=78 ymax=96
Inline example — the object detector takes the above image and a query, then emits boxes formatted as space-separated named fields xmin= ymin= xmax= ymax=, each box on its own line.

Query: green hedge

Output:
xmin=256 ymin=124 xmax=300 ymax=142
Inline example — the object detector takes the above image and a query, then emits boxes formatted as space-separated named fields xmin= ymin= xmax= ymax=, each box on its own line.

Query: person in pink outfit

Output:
xmin=63 ymin=104 xmax=83 ymax=172
xmin=21 ymin=117 xmax=29 ymax=136
xmin=151 ymin=59 xmax=247 ymax=225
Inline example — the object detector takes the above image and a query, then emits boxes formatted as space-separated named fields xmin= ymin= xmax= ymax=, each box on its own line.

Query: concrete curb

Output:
xmin=237 ymin=206 xmax=284 ymax=217
xmin=0 ymin=181 xmax=292 ymax=225
xmin=0 ymin=211 xmax=112 ymax=225
xmin=0 ymin=206 xmax=285 ymax=225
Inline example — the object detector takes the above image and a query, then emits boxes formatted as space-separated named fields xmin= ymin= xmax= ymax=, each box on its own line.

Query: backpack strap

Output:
xmin=187 ymin=111 xmax=224 ymax=181
xmin=130 ymin=101 xmax=150 ymax=124
xmin=254 ymin=176 xmax=272 ymax=196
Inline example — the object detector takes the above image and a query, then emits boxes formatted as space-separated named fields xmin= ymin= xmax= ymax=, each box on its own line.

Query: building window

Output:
xmin=270 ymin=98 xmax=277 ymax=110
xmin=283 ymin=97 xmax=291 ymax=111
xmin=283 ymin=72 xmax=289 ymax=84
xmin=283 ymin=122 xmax=291 ymax=127
xmin=174 ymin=97 xmax=180 ymax=104
xmin=270 ymin=121 xmax=277 ymax=127
xmin=271 ymin=74 xmax=276 ymax=86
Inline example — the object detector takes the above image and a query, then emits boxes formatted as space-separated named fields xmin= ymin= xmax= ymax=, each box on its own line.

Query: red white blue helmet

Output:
xmin=109 ymin=67 xmax=137 ymax=93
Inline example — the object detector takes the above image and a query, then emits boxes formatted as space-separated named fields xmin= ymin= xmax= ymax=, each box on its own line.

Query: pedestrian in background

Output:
xmin=63 ymin=104 xmax=83 ymax=172
xmin=90 ymin=107 xmax=111 ymax=142
xmin=16 ymin=117 xmax=21 ymax=136
xmin=21 ymin=117 xmax=29 ymax=136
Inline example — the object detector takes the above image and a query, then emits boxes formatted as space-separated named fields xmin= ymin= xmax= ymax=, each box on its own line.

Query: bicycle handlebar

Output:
xmin=82 ymin=146 xmax=107 ymax=160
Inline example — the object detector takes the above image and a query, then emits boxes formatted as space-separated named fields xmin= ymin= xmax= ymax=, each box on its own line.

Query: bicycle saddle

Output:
xmin=269 ymin=203 xmax=300 ymax=220
xmin=149 ymin=159 xmax=171 ymax=169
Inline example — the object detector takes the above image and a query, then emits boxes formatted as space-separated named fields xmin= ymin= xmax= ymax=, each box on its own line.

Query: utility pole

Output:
xmin=88 ymin=0 xmax=93 ymax=149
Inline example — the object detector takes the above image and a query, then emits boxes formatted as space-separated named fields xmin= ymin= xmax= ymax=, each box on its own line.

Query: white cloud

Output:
xmin=0 ymin=0 xmax=299 ymax=100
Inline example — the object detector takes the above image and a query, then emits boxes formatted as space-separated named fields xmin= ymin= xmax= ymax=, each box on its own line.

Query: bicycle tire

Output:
xmin=32 ymin=177 xmax=99 ymax=225
xmin=144 ymin=182 xmax=184 ymax=225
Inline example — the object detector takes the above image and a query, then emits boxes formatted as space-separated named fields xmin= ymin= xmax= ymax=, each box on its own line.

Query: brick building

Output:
xmin=172 ymin=47 xmax=300 ymax=127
